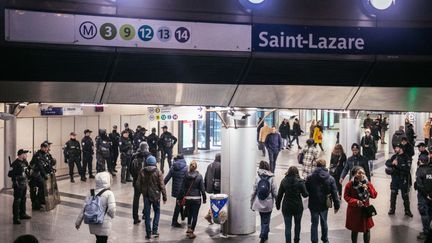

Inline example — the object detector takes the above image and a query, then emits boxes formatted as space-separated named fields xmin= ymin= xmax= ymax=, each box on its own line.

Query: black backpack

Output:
xmin=257 ymin=175 xmax=271 ymax=200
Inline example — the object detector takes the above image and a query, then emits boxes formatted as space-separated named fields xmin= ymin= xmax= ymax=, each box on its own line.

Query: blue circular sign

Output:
xmin=175 ymin=27 xmax=190 ymax=43
xmin=138 ymin=25 xmax=154 ymax=41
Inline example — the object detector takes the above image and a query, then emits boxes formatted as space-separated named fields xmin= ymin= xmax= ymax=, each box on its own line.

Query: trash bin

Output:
xmin=210 ymin=194 xmax=228 ymax=224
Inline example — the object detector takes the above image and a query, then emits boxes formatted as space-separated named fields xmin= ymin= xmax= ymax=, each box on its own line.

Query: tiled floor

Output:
xmin=0 ymin=131 xmax=426 ymax=242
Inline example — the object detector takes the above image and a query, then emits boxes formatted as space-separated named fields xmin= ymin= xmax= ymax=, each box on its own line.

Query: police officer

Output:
xmin=109 ymin=125 xmax=120 ymax=173
xmin=64 ymin=132 xmax=85 ymax=183
xmin=133 ymin=127 xmax=147 ymax=152
xmin=417 ymin=142 xmax=429 ymax=160
xmin=414 ymin=154 xmax=432 ymax=240
xmin=123 ymin=123 xmax=134 ymax=140
xmin=29 ymin=141 xmax=53 ymax=210
xmin=81 ymin=129 xmax=94 ymax=179
xmin=147 ymin=127 xmax=159 ymax=158
xmin=386 ymin=144 xmax=413 ymax=217
xmin=95 ymin=129 xmax=114 ymax=176
xmin=158 ymin=126 xmax=177 ymax=174
xmin=8 ymin=149 xmax=32 ymax=224
xmin=120 ymin=130 xmax=134 ymax=183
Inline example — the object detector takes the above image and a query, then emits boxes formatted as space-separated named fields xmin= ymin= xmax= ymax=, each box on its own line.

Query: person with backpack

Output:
xmin=204 ymin=153 xmax=222 ymax=224
xmin=344 ymin=166 xmax=378 ymax=243
xmin=164 ymin=154 xmax=188 ymax=227
xmin=251 ymin=161 xmax=278 ymax=243
xmin=177 ymin=160 xmax=206 ymax=239
xmin=130 ymin=142 xmax=151 ymax=225
xmin=276 ymin=166 xmax=309 ymax=243
xmin=414 ymin=154 xmax=432 ymax=240
xmin=136 ymin=155 xmax=167 ymax=239
xmin=301 ymin=139 xmax=320 ymax=178
xmin=119 ymin=131 xmax=133 ymax=184
xmin=75 ymin=172 xmax=116 ymax=243
xmin=306 ymin=159 xmax=340 ymax=243
xmin=158 ymin=126 xmax=178 ymax=174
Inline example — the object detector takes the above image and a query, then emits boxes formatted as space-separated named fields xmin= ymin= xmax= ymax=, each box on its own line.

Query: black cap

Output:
xmin=17 ymin=149 xmax=29 ymax=156
xmin=351 ymin=143 xmax=360 ymax=150
xmin=41 ymin=141 xmax=52 ymax=147
xmin=151 ymin=127 xmax=156 ymax=132
xmin=70 ymin=132 xmax=77 ymax=136
xmin=141 ymin=127 xmax=148 ymax=131
xmin=84 ymin=129 xmax=92 ymax=134
xmin=113 ymin=125 xmax=117 ymax=129
xmin=417 ymin=142 xmax=427 ymax=147
xmin=124 ymin=123 xmax=129 ymax=127
xmin=162 ymin=125 xmax=168 ymax=129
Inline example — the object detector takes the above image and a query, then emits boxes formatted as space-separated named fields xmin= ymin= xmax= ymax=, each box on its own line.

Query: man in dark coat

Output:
xmin=203 ymin=153 xmax=222 ymax=224
xmin=64 ymin=132 xmax=85 ymax=182
xmin=414 ymin=154 xmax=432 ymax=240
xmin=120 ymin=131 xmax=133 ymax=183
xmin=109 ymin=125 xmax=120 ymax=173
xmin=361 ymin=129 xmax=377 ymax=176
xmin=265 ymin=126 xmax=283 ymax=173
xmin=386 ymin=144 xmax=413 ymax=217
xmin=158 ymin=126 xmax=177 ymax=174
xmin=147 ymin=128 xmax=159 ymax=158
xmin=340 ymin=143 xmax=371 ymax=184
xmin=306 ymin=159 xmax=340 ymax=243
xmin=392 ymin=126 xmax=406 ymax=149
xmin=164 ymin=154 xmax=188 ymax=227
xmin=8 ymin=149 xmax=32 ymax=224
xmin=81 ymin=129 xmax=94 ymax=179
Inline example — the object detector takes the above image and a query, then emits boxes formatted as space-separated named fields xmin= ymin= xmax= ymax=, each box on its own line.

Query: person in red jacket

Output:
xmin=344 ymin=166 xmax=378 ymax=243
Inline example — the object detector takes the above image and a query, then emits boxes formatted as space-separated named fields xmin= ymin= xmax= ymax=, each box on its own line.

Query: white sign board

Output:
xmin=147 ymin=106 xmax=205 ymax=121
xmin=5 ymin=9 xmax=251 ymax=52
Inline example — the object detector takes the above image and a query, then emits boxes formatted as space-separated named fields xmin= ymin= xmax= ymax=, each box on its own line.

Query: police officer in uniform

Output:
xmin=95 ymin=129 xmax=115 ymax=176
xmin=414 ymin=154 xmax=432 ymax=240
xmin=133 ymin=127 xmax=147 ymax=152
xmin=109 ymin=125 xmax=120 ymax=173
xmin=386 ymin=144 xmax=413 ymax=217
xmin=81 ymin=129 xmax=94 ymax=179
xmin=64 ymin=132 xmax=85 ymax=183
xmin=119 ymin=130 xmax=133 ymax=183
xmin=147 ymin=127 xmax=159 ymax=158
xmin=29 ymin=141 xmax=53 ymax=210
xmin=158 ymin=126 xmax=177 ymax=174
xmin=123 ymin=123 xmax=134 ymax=140
xmin=8 ymin=149 xmax=32 ymax=224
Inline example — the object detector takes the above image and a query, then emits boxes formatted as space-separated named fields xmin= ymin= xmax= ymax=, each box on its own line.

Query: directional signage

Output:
xmin=147 ymin=106 xmax=205 ymax=121
xmin=5 ymin=9 xmax=251 ymax=52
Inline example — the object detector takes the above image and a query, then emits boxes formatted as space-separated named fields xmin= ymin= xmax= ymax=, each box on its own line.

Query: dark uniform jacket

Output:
xmin=341 ymin=154 xmax=371 ymax=181
xmin=158 ymin=132 xmax=177 ymax=150
xmin=64 ymin=139 xmax=81 ymax=162
xmin=386 ymin=153 xmax=411 ymax=180
xmin=8 ymin=158 xmax=29 ymax=188
xmin=133 ymin=132 xmax=147 ymax=151
xmin=30 ymin=150 xmax=55 ymax=180
xmin=119 ymin=137 xmax=133 ymax=156
xmin=81 ymin=136 xmax=94 ymax=155
xmin=146 ymin=133 xmax=159 ymax=152
xmin=109 ymin=130 xmax=120 ymax=148
xmin=96 ymin=135 xmax=111 ymax=158
xmin=415 ymin=164 xmax=432 ymax=197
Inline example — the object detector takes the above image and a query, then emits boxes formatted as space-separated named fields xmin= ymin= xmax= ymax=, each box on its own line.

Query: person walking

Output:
xmin=276 ymin=166 xmax=308 ymax=243
xmin=392 ymin=126 xmax=406 ymax=149
xmin=306 ymin=159 xmax=340 ymax=243
xmin=344 ymin=166 xmax=378 ymax=243
xmin=361 ymin=129 xmax=377 ymax=177
xmin=380 ymin=117 xmax=389 ymax=144
xmin=264 ymin=126 xmax=283 ymax=173
xmin=309 ymin=119 xmax=317 ymax=138
xmin=279 ymin=119 xmax=291 ymax=149
xmin=204 ymin=153 xmax=221 ymax=224
xmin=259 ymin=122 xmax=272 ymax=157
xmin=177 ymin=160 xmax=206 ymax=239
xmin=386 ymin=144 xmax=413 ymax=217
xmin=313 ymin=120 xmax=324 ymax=151
xmin=301 ymin=139 xmax=320 ymax=179
xmin=75 ymin=172 xmax=116 ymax=243
xmin=158 ymin=126 xmax=178 ymax=174
xmin=329 ymin=144 xmax=347 ymax=197
xmin=164 ymin=154 xmax=188 ymax=227
xmin=414 ymin=154 xmax=432 ymax=240
xmin=363 ymin=114 xmax=373 ymax=129
xmin=136 ymin=155 xmax=167 ymax=239
xmin=290 ymin=118 xmax=303 ymax=149
xmin=340 ymin=143 xmax=371 ymax=184
xmin=251 ymin=161 xmax=278 ymax=243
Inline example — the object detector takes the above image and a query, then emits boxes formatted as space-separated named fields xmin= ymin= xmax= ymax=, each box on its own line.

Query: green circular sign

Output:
xmin=100 ymin=23 xmax=117 ymax=40
xmin=119 ymin=24 xmax=135 ymax=40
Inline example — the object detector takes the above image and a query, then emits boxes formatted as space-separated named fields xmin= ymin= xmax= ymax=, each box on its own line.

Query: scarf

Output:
xmin=352 ymin=177 xmax=370 ymax=202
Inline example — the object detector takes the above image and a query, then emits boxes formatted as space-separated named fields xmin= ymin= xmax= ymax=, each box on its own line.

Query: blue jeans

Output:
xmin=144 ymin=197 xmax=160 ymax=234
xmin=310 ymin=209 xmax=329 ymax=243
xmin=259 ymin=212 xmax=272 ymax=240
xmin=284 ymin=212 xmax=303 ymax=243
xmin=267 ymin=149 xmax=279 ymax=173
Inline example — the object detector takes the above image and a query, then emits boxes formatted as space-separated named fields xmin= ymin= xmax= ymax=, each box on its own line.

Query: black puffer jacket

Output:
xmin=276 ymin=175 xmax=308 ymax=215
xmin=164 ymin=158 xmax=188 ymax=197
xmin=306 ymin=167 xmax=340 ymax=212
xmin=177 ymin=170 xmax=206 ymax=202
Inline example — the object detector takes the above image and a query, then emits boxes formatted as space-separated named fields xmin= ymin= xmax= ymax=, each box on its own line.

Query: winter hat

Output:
xmin=146 ymin=156 xmax=157 ymax=165
xmin=139 ymin=142 xmax=149 ymax=153
xmin=351 ymin=143 xmax=360 ymax=150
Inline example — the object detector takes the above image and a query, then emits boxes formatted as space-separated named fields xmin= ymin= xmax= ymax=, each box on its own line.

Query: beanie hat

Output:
xmin=146 ymin=156 xmax=157 ymax=165
xmin=351 ymin=143 xmax=360 ymax=150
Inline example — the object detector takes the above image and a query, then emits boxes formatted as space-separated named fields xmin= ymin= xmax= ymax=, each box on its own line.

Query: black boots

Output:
xmin=121 ymin=167 xmax=127 ymax=184
xmin=388 ymin=191 xmax=397 ymax=215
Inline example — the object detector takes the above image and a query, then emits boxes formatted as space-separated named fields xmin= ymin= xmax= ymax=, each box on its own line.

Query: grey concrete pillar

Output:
xmin=388 ymin=113 xmax=405 ymax=152
xmin=339 ymin=111 xmax=361 ymax=154
xmin=4 ymin=104 xmax=16 ymax=188
xmin=221 ymin=108 xmax=257 ymax=235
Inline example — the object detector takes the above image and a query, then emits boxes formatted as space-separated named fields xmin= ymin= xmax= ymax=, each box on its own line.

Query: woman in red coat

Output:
xmin=344 ymin=166 xmax=378 ymax=243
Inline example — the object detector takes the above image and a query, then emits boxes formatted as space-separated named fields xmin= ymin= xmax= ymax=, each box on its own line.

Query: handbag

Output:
xmin=362 ymin=205 xmax=377 ymax=218
xmin=178 ymin=179 xmax=195 ymax=207
xmin=297 ymin=152 xmax=304 ymax=164
xmin=326 ymin=194 xmax=333 ymax=208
